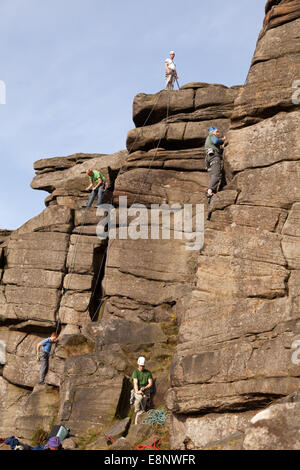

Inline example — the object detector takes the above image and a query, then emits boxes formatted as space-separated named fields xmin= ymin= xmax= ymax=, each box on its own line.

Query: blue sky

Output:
xmin=0 ymin=0 xmax=265 ymax=229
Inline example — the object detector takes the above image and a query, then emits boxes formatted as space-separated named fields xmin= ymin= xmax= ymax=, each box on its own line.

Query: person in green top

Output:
xmin=83 ymin=169 xmax=106 ymax=208
xmin=132 ymin=356 xmax=153 ymax=420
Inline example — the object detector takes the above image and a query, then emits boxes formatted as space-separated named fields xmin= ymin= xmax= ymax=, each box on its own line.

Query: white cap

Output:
xmin=137 ymin=356 xmax=146 ymax=366
xmin=170 ymin=50 xmax=175 ymax=55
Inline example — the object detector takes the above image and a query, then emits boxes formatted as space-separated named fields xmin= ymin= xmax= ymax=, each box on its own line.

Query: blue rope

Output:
xmin=142 ymin=409 xmax=168 ymax=427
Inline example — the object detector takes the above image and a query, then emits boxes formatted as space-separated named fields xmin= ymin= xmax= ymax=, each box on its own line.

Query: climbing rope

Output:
xmin=105 ymin=431 xmax=168 ymax=451
xmin=89 ymin=88 xmax=171 ymax=322
xmin=134 ymin=409 xmax=169 ymax=450
xmin=106 ymin=435 xmax=115 ymax=445
xmin=51 ymin=87 xmax=172 ymax=333
xmin=104 ymin=410 xmax=169 ymax=451
xmin=56 ymin=93 xmax=163 ymax=330
xmin=55 ymin=204 xmax=90 ymax=334
xmin=131 ymin=88 xmax=170 ymax=207
xmin=136 ymin=432 xmax=168 ymax=451
xmin=142 ymin=408 xmax=168 ymax=427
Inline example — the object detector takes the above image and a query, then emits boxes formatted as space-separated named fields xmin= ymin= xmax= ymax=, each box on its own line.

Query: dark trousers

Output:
xmin=39 ymin=351 xmax=49 ymax=384
xmin=207 ymin=155 xmax=222 ymax=192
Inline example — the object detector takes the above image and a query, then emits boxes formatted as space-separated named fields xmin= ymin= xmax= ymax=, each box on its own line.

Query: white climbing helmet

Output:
xmin=170 ymin=50 xmax=175 ymax=55
xmin=137 ymin=356 xmax=146 ymax=366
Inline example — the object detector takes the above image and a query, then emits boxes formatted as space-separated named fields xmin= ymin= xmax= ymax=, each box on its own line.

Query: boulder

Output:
xmin=110 ymin=437 xmax=133 ymax=450
xmin=203 ymin=433 xmax=245 ymax=451
xmin=6 ymin=232 xmax=69 ymax=271
xmin=58 ymin=349 xmax=129 ymax=436
xmin=62 ymin=437 xmax=78 ymax=450
xmin=3 ymin=333 xmax=46 ymax=388
xmin=15 ymin=385 xmax=59 ymax=441
xmin=226 ymin=111 xmax=300 ymax=173
xmin=31 ymin=151 xmax=127 ymax=194
xmin=86 ymin=436 xmax=108 ymax=450
xmin=133 ymin=89 xmax=194 ymax=127
xmin=104 ymin=417 xmax=131 ymax=441
xmin=16 ymin=206 xmax=72 ymax=234
xmin=169 ymin=410 xmax=255 ymax=450
xmin=243 ymin=392 xmax=300 ymax=450
xmin=0 ymin=377 xmax=31 ymax=436
xmin=126 ymin=423 xmax=153 ymax=447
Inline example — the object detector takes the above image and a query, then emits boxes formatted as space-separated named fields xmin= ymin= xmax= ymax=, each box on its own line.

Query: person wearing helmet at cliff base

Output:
xmin=165 ymin=51 xmax=179 ymax=90
xmin=205 ymin=126 xmax=225 ymax=201
xmin=132 ymin=356 xmax=153 ymax=423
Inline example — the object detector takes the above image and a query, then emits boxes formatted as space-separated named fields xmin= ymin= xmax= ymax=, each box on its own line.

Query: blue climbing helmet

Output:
xmin=208 ymin=126 xmax=218 ymax=134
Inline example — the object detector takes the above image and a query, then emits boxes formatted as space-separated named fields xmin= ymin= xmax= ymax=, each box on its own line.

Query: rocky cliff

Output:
xmin=167 ymin=0 xmax=300 ymax=449
xmin=0 ymin=0 xmax=299 ymax=450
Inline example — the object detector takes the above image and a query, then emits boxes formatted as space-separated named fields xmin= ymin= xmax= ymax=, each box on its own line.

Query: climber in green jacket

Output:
xmin=205 ymin=127 xmax=225 ymax=200
xmin=83 ymin=169 xmax=106 ymax=208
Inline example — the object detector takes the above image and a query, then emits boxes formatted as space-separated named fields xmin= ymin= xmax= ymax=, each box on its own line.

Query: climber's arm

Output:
xmin=211 ymin=135 xmax=224 ymax=146
xmin=133 ymin=377 xmax=143 ymax=394
xmin=141 ymin=377 xmax=153 ymax=392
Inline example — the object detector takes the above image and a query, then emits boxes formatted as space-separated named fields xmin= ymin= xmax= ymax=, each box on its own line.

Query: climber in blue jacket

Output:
xmin=205 ymin=126 xmax=225 ymax=200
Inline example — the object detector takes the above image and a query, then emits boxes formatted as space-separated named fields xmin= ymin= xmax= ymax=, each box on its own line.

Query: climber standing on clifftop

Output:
xmin=83 ymin=169 xmax=106 ymax=208
xmin=205 ymin=126 xmax=225 ymax=201
xmin=165 ymin=51 xmax=179 ymax=90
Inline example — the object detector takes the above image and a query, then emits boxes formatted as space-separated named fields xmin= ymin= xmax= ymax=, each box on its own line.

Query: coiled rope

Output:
xmin=142 ymin=408 xmax=168 ymax=427
xmin=135 ymin=409 xmax=169 ymax=450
